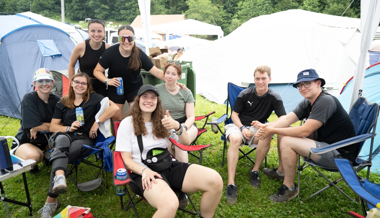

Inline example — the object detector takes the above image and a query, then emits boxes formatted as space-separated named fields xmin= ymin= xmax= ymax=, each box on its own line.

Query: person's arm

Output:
xmin=161 ymin=110 xmax=190 ymax=145
xmin=184 ymin=102 xmax=195 ymax=130
xmin=93 ymin=63 xmax=120 ymax=87
xmin=120 ymin=151 xmax=162 ymax=191
xmin=68 ymin=43 xmax=84 ymax=81
xmin=50 ymin=118 xmax=81 ymax=133
xmin=231 ymin=111 xmax=251 ymax=140
xmin=263 ymin=118 xmax=322 ymax=139
xmin=89 ymin=100 xmax=119 ymax=138
xmin=149 ymin=66 xmax=165 ymax=81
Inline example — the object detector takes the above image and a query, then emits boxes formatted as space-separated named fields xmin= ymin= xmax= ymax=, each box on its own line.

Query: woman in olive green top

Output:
xmin=155 ymin=63 xmax=197 ymax=163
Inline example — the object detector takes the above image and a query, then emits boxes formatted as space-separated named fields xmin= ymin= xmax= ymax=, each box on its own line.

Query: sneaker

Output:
xmin=249 ymin=170 xmax=261 ymax=189
xmin=269 ymin=184 xmax=299 ymax=203
xmin=37 ymin=200 xmax=61 ymax=218
xmin=178 ymin=192 xmax=188 ymax=209
xmin=52 ymin=175 xmax=67 ymax=195
xmin=263 ymin=168 xmax=284 ymax=181
xmin=226 ymin=184 xmax=237 ymax=205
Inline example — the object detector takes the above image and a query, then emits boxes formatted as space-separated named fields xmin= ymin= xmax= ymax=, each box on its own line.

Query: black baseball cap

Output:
xmin=137 ymin=84 xmax=160 ymax=96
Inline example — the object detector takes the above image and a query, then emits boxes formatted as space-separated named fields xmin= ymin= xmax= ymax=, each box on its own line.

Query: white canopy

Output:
xmin=180 ymin=9 xmax=362 ymax=105
xmin=19 ymin=11 xmax=89 ymax=44
xmin=163 ymin=36 xmax=211 ymax=52
xmin=151 ymin=19 xmax=224 ymax=38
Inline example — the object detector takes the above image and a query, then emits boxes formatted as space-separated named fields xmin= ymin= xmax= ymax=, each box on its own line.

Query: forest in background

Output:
xmin=0 ymin=0 xmax=360 ymax=35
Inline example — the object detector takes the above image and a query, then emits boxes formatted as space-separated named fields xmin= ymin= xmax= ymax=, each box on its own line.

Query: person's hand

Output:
xmin=251 ymin=121 xmax=264 ymax=129
xmin=30 ymin=128 xmax=38 ymax=139
xmin=241 ymin=128 xmax=251 ymax=140
xmin=69 ymin=121 xmax=82 ymax=132
xmin=107 ymin=78 xmax=121 ymax=87
xmin=257 ymin=124 xmax=272 ymax=140
xmin=141 ymin=168 xmax=162 ymax=190
xmin=89 ymin=122 xmax=100 ymax=139
xmin=161 ymin=110 xmax=180 ymax=130
xmin=177 ymin=82 xmax=188 ymax=90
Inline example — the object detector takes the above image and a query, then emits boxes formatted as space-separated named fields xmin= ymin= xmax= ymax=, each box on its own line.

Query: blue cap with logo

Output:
xmin=293 ymin=69 xmax=325 ymax=88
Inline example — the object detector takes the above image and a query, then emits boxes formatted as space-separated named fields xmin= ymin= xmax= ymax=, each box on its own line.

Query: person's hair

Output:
xmin=118 ymin=25 xmax=141 ymax=71
xmin=164 ymin=63 xmax=182 ymax=78
xmin=60 ymin=73 xmax=94 ymax=109
xmin=88 ymin=19 xmax=105 ymax=29
xmin=254 ymin=65 xmax=271 ymax=77
xmin=127 ymin=94 xmax=170 ymax=138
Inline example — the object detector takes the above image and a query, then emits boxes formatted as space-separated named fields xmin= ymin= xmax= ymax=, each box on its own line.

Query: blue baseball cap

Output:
xmin=293 ymin=69 xmax=325 ymax=88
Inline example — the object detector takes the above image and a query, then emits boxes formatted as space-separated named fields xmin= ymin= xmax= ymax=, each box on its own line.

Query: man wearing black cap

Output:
xmin=255 ymin=68 xmax=357 ymax=203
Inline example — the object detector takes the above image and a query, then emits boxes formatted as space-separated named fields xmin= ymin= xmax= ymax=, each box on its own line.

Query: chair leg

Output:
xmin=222 ymin=141 xmax=227 ymax=167
xmin=199 ymin=149 xmax=203 ymax=165
xmin=124 ymin=190 xmax=140 ymax=218
xmin=177 ymin=193 xmax=200 ymax=216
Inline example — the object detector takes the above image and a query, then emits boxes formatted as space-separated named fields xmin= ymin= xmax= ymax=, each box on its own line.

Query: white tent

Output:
xmin=151 ymin=19 xmax=224 ymax=39
xmin=19 ymin=11 xmax=89 ymax=44
xmin=180 ymin=9 xmax=361 ymax=105
xmin=163 ymin=36 xmax=211 ymax=52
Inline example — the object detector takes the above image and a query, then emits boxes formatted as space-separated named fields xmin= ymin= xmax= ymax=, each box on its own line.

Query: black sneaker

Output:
xmin=178 ymin=192 xmax=188 ymax=209
xmin=226 ymin=184 xmax=237 ymax=205
xmin=249 ymin=171 xmax=261 ymax=189
xmin=269 ymin=184 xmax=299 ymax=203
xmin=263 ymin=168 xmax=284 ymax=181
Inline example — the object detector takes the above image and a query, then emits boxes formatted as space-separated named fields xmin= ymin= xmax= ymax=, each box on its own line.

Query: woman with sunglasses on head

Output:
xmin=155 ymin=63 xmax=197 ymax=163
xmin=116 ymin=85 xmax=223 ymax=218
xmin=13 ymin=68 xmax=61 ymax=173
xmin=38 ymin=73 xmax=118 ymax=218
xmin=93 ymin=25 xmax=166 ymax=121
xmin=68 ymin=19 xmax=110 ymax=96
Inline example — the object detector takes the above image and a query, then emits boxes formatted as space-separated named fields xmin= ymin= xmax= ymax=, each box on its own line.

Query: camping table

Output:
xmin=0 ymin=158 xmax=35 ymax=218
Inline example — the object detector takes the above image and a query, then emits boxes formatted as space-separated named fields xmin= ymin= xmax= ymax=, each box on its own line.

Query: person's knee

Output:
xmin=54 ymin=134 xmax=71 ymax=151
xmin=228 ymin=134 xmax=242 ymax=147
xmin=279 ymin=136 xmax=293 ymax=150
xmin=204 ymin=170 xmax=223 ymax=192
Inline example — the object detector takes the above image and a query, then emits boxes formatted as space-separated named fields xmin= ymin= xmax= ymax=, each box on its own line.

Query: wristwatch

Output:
xmin=96 ymin=119 xmax=101 ymax=125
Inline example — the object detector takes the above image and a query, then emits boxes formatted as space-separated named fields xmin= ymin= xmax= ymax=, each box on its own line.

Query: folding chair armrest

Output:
xmin=195 ymin=111 xmax=215 ymax=121
xmin=82 ymin=144 xmax=102 ymax=152
xmin=206 ymin=114 xmax=228 ymax=125
xmin=310 ymin=133 xmax=375 ymax=155
xmin=169 ymin=138 xmax=211 ymax=151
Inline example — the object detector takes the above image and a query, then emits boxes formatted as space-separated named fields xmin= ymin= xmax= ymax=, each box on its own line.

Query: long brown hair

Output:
xmin=60 ymin=73 xmax=94 ymax=109
xmin=128 ymin=94 xmax=170 ymax=139
xmin=118 ymin=25 xmax=141 ymax=71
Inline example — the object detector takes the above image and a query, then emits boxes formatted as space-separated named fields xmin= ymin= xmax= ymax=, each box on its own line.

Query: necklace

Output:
xmin=165 ymin=84 xmax=177 ymax=92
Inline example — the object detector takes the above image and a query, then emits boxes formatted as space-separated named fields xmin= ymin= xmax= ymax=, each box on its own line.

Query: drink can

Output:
xmin=116 ymin=168 xmax=127 ymax=181
xmin=115 ymin=185 xmax=126 ymax=196
xmin=116 ymin=77 xmax=124 ymax=95
xmin=211 ymin=117 xmax=219 ymax=134
xmin=75 ymin=107 xmax=85 ymax=126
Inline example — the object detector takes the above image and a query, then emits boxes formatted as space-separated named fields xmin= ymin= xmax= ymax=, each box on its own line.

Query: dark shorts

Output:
xmin=107 ymin=88 xmax=140 ymax=104
xmin=129 ymin=161 xmax=191 ymax=196
xmin=314 ymin=140 xmax=341 ymax=169
xmin=13 ymin=133 xmax=49 ymax=154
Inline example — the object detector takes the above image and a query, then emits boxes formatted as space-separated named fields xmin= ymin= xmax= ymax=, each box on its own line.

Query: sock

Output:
xmin=276 ymin=169 xmax=284 ymax=176
xmin=286 ymin=185 xmax=295 ymax=191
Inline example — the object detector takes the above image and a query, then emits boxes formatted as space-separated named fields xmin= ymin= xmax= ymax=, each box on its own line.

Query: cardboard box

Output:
xmin=151 ymin=53 xmax=170 ymax=68
xmin=149 ymin=47 xmax=161 ymax=57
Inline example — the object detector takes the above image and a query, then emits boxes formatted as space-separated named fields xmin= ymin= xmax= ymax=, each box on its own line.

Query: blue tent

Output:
xmin=0 ymin=15 xmax=76 ymax=119
xmin=338 ymin=63 xmax=380 ymax=173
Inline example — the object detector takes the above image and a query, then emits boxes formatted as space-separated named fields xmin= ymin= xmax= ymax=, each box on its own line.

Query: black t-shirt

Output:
xmin=16 ymin=91 xmax=61 ymax=142
xmin=233 ymin=87 xmax=286 ymax=126
xmin=98 ymin=44 xmax=154 ymax=92
xmin=53 ymin=92 xmax=104 ymax=133
xmin=292 ymin=91 xmax=357 ymax=161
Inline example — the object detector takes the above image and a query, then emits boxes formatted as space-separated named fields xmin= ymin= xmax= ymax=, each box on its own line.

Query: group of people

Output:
xmin=11 ymin=18 xmax=358 ymax=218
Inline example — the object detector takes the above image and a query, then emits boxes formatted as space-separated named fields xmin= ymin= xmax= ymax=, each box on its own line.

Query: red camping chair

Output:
xmin=112 ymin=121 xmax=201 ymax=217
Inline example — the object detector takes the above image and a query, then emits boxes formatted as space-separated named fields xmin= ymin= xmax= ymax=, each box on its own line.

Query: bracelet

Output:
xmin=66 ymin=126 xmax=70 ymax=132
xmin=175 ymin=124 xmax=183 ymax=136
xmin=183 ymin=125 xmax=188 ymax=131
xmin=105 ymin=79 xmax=109 ymax=90
xmin=141 ymin=167 xmax=148 ymax=175
xmin=174 ymin=122 xmax=181 ymax=131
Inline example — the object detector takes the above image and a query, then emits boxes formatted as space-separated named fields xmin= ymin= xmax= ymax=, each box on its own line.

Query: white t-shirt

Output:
xmin=115 ymin=116 xmax=178 ymax=168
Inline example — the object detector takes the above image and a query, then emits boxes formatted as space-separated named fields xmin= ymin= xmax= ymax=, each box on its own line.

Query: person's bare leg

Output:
xmin=15 ymin=143 xmax=44 ymax=165
xmin=186 ymin=125 xmax=198 ymax=143
xmin=251 ymin=137 xmax=271 ymax=172
xmin=227 ymin=133 xmax=243 ymax=185
xmin=144 ymin=179 xmax=178 ymax=218
xmin=112 ymin=103 xmax=124 ymax=121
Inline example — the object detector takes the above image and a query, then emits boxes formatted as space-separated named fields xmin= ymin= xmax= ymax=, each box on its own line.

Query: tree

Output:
xmin=86 ymin=0 xmax=110 ymax=20
xmin=236 ymin=0 xmax=273 ymax=24
xmin=272 ymin=0 xmax=300 ymax=13
xmin=322 ymin=0 xmax=358 ymax=18
xmin=185 ymin=0 xmax=223 ymax=25
xmin=299 ymin=0 xmax=321 ymax=13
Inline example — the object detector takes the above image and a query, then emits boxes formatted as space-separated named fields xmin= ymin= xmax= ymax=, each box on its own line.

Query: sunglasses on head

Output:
xmin=118 ymin=35 xmax=135 ymax=43
xmin=167 ymin=60 xmax=181 ymax=66
xmin=36 ymin=79 xmax=53 ymax=85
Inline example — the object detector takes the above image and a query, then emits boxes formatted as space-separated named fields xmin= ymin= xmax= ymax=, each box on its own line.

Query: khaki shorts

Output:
xmin=225 ymin=124 xmax=257 ymax=148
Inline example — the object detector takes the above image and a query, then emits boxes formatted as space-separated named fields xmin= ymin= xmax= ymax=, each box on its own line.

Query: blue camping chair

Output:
xmin=335 ymin=158 xmax=380 ymax=216
xmin=208 ymin=82 xmax=267 ymax=167
xmin=297 ymin=96 xmax=379 ymax=201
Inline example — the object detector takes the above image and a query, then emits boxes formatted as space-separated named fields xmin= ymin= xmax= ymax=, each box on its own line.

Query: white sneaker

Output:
xmin=52 ymin=175 xmax=67 ymax=194
xmin=38 ymin=200 xmax=60 ymax=218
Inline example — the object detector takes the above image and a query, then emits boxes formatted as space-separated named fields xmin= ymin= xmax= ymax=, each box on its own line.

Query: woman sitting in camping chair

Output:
xmin=115 ymin=85 xmax=223 ymax=218
xmin=38 ymin=73 xmax=119 ymax=218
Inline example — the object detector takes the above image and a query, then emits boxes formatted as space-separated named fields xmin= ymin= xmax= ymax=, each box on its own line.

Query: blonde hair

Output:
xmin=254 ymin=65 xmax=271 ymax=77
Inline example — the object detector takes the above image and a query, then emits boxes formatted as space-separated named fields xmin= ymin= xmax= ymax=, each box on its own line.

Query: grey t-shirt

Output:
xmin=155 ymin=83 xmax=195 ymax=121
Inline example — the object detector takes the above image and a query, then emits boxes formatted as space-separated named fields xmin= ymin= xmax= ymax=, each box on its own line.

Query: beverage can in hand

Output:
xmin=116 ymin=77 xmax=124 ymax=95
xmin=75 ymin=107 xmax=85 ymax=126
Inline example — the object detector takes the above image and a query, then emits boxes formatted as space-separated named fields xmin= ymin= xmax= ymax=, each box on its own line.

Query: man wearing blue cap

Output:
xmin=255 ymin=69 xmax=357 ymax=203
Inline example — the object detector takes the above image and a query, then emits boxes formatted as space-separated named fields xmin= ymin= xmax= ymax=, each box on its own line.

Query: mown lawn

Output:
xmin=1 ymin=94 xmax=379 ymax=217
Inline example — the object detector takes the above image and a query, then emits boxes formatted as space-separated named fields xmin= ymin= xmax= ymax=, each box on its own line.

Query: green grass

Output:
xmin=1 ymin=95 xmax=379 ymax=217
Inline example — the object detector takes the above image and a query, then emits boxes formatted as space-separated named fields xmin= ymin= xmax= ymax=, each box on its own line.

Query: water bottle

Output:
xmin=116 ymin=77 xmax=124 ymax=95
xmin=211 ymin=117 xmax=219 ymax=134
xmin=75 ymin=107 xmax=85 ymax=126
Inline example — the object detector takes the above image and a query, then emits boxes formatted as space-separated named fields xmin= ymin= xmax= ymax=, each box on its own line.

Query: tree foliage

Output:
xmin=0 ymin=0 xmax=361 ymax=35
